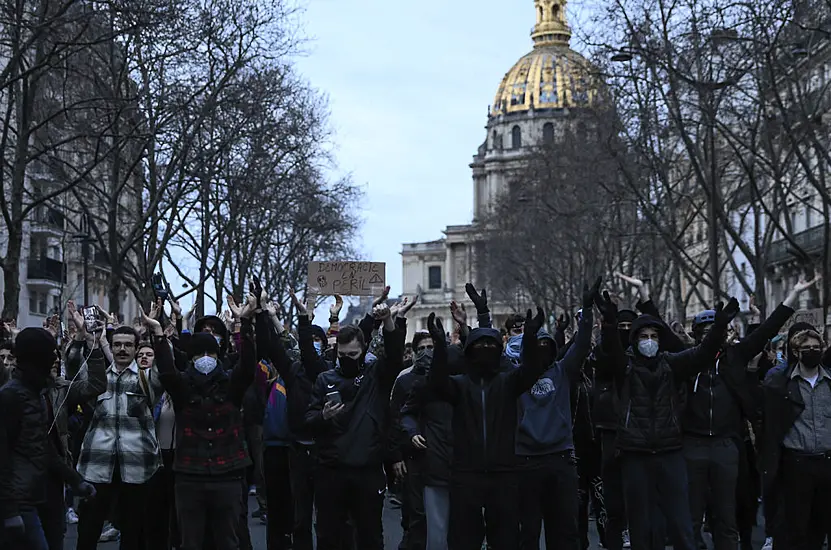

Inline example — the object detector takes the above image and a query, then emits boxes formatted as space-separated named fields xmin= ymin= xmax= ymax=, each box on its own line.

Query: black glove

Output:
xmin=593 ymin=290 xmax=618 ymax=324
xmin=251 ymin=276 xmax=264 ymax=311
xmin=427 ymin=313 xmax=446 ymax=347
xmin=714 ymin=297 xmax=740 ymax=327
xmin=583 ymin=277 xmax=602 ymax=311
xmin=555 ymin=313 xmax=571 ymax=333
xmin=465 ymin=283 xmax=489 ymax=314
xmin=525 ymin=307 xmax=545 ymax=336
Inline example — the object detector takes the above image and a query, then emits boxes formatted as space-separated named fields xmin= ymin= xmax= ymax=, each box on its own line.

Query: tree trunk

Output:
xmin=1 ymin=227 xmax=23 ymax=320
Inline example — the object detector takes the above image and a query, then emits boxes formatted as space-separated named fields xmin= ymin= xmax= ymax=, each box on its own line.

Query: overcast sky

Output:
xmin=293 ymin=0 xmax=571 ymax=298
xmin=168 ymin=0 xmax=593 ymax=315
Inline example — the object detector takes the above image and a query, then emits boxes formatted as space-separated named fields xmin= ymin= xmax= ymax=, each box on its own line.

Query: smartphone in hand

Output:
xmin=326 ymin=391 xmax=342 ymax=405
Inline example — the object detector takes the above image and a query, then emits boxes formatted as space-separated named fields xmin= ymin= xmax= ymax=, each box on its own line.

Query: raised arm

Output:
xmin=735 ymin=279 xmax=818 ymax=362
xmin=560 ymin=279 xmax=601 ymax=379
xmin=142 ymin=305 xmax=185 ymax=404
xmin=667 ymin=298 xmax=740 ymax=380
xmin=465 ymin=283 xmax=492 ymax=329
xmin=229 ymin=316 xmax=257 ymax=406
xmin=594 ymin=290 xmax=627 ymax=383
xmin=512 ymin=307 xmax=548 ymax=395
xmin=376 ymin=303 xmax=405 ymax=389
xmin=427 ymin=313 xmax=458 ymax=403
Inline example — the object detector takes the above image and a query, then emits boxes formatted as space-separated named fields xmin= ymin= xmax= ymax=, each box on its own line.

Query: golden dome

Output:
xmin=492 ymin=0 xmax=598 ymax=115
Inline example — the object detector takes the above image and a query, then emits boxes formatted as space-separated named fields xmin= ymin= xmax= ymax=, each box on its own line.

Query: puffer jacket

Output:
xmin=601 ymin=315 xmax=725 ymax=454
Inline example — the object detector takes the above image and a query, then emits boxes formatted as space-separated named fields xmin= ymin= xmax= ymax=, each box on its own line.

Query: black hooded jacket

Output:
xmin=601 ymin=315 xmax=727 ymax=453
xmin=682 ymin=303 xmax=794 ymax=439
xmin=429 ymin=326 xmax=546 ymax=472
xmin=304 ymin=324 xmax=405 ymax=467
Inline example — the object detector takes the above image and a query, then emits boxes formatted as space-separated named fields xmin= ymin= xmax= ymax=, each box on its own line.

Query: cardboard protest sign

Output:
xmin=308 ymin=262 xmax=386 ymax=296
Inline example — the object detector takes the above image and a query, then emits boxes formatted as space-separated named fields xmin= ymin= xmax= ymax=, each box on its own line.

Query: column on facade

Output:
xmin=445 ymin=244 xmax=455 ymax=293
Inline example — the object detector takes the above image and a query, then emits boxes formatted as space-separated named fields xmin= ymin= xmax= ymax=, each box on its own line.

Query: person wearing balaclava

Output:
xmin=142 ymin=293 xmax=257 ymax=550
xmin=594 ymin=289 xmax=740 ymax=550
xmin=428 ymin=303 xmax=546 ymax=550
xmin=681 ymin=279 xmax=812 ymax=550
xmin=304 ymin=301 xmax=404 ymax=550
xmin=0 ymin=328 xmax=95 ymax=547
xmin=514 ymin=279 xmax=599 ymax=550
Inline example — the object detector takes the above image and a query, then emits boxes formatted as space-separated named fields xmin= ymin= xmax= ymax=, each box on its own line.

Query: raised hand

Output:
xmin=372 ymin=303 xmax=391 ymax=321
xmin=170 ymin=300 xmax=182 ymax=317
xmin=330 ymin=295 xmax=344 ymax=317
xmin=427 ymin=312 xmax=445 ymax=345
xmin=615 ymin=272 xmax=644 ymax=288
xmin=289 ymin=291 xmax=308 ymax=316
xmin=525 ymin=307 xmax=545 ymax=336
xmin=227 ymin=295 xmax=243 ymax=319
xmin=390 ymin=298 xmax=407 ymax=318
xmin=139 ymin=305 xmax=163 ymax=336
xmin=251 ymin=275 xmax=264 ymax=311
xmin=238 ymin=293 xmax=258 ymax=320
xmin=714 ymin=298 xmax=741 ymax=326
xmin=450 ymin=301 xmax=467 ymax=326
xmin=594 ymin=290 xmax=618 ymax=324
xmin=372 ymin=286 xmax=391 ymax=308
xmin=399 ymin=294 xmax=418 ymax=317
xmin=583 ymin=277 xmax=602 ymax=310
xmin=465 ymin=283 xmax=488 ymax=313
xmin=555 ymin=313 xmax=571 ymax=332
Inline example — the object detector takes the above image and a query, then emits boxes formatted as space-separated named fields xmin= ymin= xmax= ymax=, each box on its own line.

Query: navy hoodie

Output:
xmin=515 ymin=311 xmax=594 ymax=456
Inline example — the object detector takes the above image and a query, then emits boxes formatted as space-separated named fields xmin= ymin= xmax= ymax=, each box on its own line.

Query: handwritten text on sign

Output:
xmin=308 ymin=262 xmax=386 ymax=296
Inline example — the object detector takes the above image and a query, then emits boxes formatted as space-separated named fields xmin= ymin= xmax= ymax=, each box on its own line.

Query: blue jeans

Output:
xmin=2 ymin=508 xmax=49 ymax=550
xmin=424 ymin=485 xmax=449 ymax=550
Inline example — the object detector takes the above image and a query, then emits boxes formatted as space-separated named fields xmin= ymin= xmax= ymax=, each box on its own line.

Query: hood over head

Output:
xmin=13 ymin=327 xmax=57 ymax=386
xmin=310 ymin=325 xmax=328 ymax=348
xmin=463 ymin=327 xmax=503 ymax=354
xmin=629 ymin=315 xmax=666 ymax=348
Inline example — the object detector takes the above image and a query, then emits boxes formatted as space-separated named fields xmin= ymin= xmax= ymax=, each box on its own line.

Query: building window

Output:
xmin=543 ymin=122 xmax=555 ymax=144
xmin=29 ymin=292 xmax=38 ymax=314
xmin=511 ymin=125 xmax=522 ymax=149
xmin=28 ymin=291 xmax=47 ymax=315
xmin=428 ymin=266 xmax=442 ymax=290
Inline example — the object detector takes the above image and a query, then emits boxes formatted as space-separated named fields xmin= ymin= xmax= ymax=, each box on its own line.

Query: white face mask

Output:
xmin=638 ymin=339 xmax=660 ymax=358
xmin=194 ymin=356 xmax=218 ymax=375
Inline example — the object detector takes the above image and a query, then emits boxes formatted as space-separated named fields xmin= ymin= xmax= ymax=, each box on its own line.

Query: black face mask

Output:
xmin=413 ymin=349 xmax=433 ymax=374
xmin=336 ymin=356 xmax=362 ymax=378
xmin=800 ymin=349 xmax=823 ymax=369
xmin=618 ymin=330 xmax=631 ymax=349
xmin=469 ymin=347 xmax=501 ymax=376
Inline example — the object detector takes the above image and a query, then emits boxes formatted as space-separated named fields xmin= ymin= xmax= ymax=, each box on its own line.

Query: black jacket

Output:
xmin=401 ymin=375 xmax=454 ymax=486
xmin=602 ymin=315 xmax=726 ymax=454
xmin=305 ymin=326 xmax=405 ymax=467
xmin=429 ymin=326 xmax=546 ymax=472
xmin=0 ymin=374 xmax=83 ymax=518
xmin=683 ymin=303 xmax=793 ymax=439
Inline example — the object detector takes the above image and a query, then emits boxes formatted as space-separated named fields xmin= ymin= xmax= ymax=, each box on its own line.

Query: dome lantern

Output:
xmin=532 ymin=0 xmax=571 ymax=47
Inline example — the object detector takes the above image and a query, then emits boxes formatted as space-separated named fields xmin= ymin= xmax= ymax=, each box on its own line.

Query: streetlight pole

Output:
xmin=705 ymin=92 xmax=721 ymax=303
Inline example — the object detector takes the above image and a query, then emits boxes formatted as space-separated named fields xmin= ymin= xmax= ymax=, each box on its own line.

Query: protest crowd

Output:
xmin=1 ymin=269 xmax=830 ymax=550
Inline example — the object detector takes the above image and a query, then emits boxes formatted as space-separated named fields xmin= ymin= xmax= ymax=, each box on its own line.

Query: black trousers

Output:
xmin=264 ymin=446 xmax=293 ymax=550
xmin=175 ymin=477 xmax=243 ymax=550
xmin=289 ymin=444 xmax=315 ymax=550
xmin=449 ymin=471 xmax=520 ymax=550
xmin=620 ymin=450 xmax=696 ymax=550
xmin=142 ymin=449 xmax=177 ymax=550
xmin=782 ymin=452 xmax=831 ymax=550
xmin=406 ymin=460 xmax=427 ymax=550
xmin=600 ymin=430 xmax=625 ymax=550
xmin=577 ymin=441 xmax=606 ymax=550
xmin=76 ymin=467 xmax=148 ymax=550
xmin=37 ymin=477 xmax=65 ymax=550
xmin=684 ymin=436 xmax=740 ymax=550
xmin=314 ymin=464 xmax=386 ymax=550
xmin=518 ymin=452 xmax=580 ymax=550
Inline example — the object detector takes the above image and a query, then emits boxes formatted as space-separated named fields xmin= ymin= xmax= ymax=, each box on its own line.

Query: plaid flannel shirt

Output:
xmin=77 ymin=361 xmax=164 ymax=484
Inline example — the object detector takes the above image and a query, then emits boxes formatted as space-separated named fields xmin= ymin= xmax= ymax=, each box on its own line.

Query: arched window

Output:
xmin=511 ymin=125 xmax=522 ymax=149
xmin=543 ymin=122 xmax=555 ymax=144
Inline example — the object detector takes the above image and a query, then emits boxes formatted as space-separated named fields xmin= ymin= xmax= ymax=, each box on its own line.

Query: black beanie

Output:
xmin=617 ymin=310 xmax=638 ymax=323
xmin=14 ymin=327 xmax=57 ymax=369
xmin=189 ymin=332 xmax=220 ymax=358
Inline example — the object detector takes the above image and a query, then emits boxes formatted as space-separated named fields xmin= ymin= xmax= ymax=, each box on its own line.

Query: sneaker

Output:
xmin=259 ymin=512 xmax=268 ymax=525
xmin=248 ymin=485 xmax=257 ymax=496
xmin=99 ymin=526 xmax=120 ymax=542
xmin=252 ymin=508 xmax=266 ymax=519
xmin=762 ymin=537 xmax=774 ymax=550
xmin=66 ymin=508 xmax=79 ymax=525
xmin=622 ymin=530 xmax=631 ymax=548
xmin=389 ymin=495 xmax=402 ymax=508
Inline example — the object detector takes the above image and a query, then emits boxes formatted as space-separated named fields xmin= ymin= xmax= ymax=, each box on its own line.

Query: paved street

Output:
xmin=62 ymin=493 xmax=772 ymax=549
